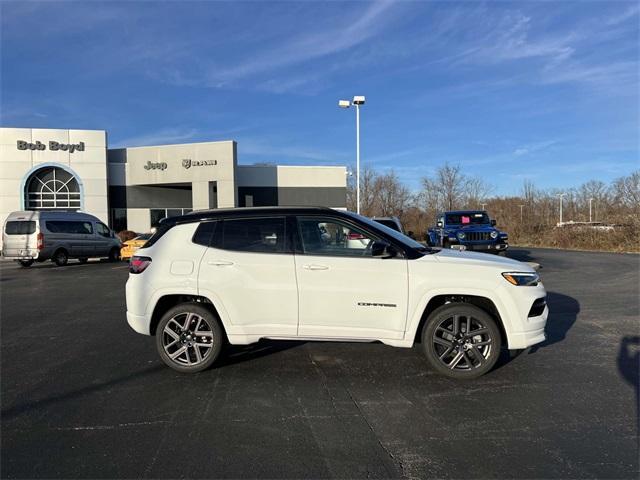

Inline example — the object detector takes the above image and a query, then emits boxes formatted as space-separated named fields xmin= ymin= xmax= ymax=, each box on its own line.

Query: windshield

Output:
xmin=446 ymin=212 xmax=490 ymax=225
xmin=343 ymin=212 xmax=428 ymax=251
xmin=135 ymin=233 xmax=152 ymax=241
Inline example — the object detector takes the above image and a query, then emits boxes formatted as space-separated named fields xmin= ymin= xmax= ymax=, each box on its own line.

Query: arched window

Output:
xmin=25 ymin=167 xmax=81 ymax=210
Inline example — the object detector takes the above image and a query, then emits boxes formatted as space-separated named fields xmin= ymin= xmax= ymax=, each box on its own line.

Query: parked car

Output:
xmin=427 ymin=210 xmax=508 ymax=254
xmin=120 ymin=233 xmax=152 ymax=260
xmin=2 ymin=210 xmax=121 ymax=267
xmin=126 ymin=207 xmax=547 ymax=379
xmin=372 ymin=216 xmax=404 ymax=234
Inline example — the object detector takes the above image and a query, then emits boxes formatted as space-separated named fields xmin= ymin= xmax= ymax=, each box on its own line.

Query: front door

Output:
xmin=198 ymin=216 xmax=298 ymax=337
xmin=294 ymin=216 xmax=408 ymax=340
xmin=94 ymin=222 xmax=112 ymax=256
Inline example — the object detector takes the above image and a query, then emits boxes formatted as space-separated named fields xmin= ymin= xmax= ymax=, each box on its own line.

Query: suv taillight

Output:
xmin=347 ymin=232 xmax=365 ymax=240
xmin=129 ymin=256 xmax=152 ymax=274
xmin=37 ymin=232 xmax=45 ymax=250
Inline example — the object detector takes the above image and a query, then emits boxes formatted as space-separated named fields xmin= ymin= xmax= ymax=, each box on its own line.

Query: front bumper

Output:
xmin=453 ymin=242 xmax=508 ymax=251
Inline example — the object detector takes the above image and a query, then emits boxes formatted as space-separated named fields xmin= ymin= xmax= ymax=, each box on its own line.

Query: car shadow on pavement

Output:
xmin=219 ymin=340 xmax=306 ymax=367
xmin=1 ymin=364 xmax=166 ymax=421
xmin=618 ymin=336 xmax=640 ymax=435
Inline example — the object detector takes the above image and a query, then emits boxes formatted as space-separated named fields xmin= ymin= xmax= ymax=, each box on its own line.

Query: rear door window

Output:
xmin=5 ymin=221 xmax=36 ymax=235
xmin=221 ymin=217 xmax=286 ymax=253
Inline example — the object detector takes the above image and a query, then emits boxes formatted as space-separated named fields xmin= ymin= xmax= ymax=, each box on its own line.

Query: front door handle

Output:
xmin=207 ymin=260 xmax=234 ymax=266
xmin=303 ymin=264 xmax=329 ymax=271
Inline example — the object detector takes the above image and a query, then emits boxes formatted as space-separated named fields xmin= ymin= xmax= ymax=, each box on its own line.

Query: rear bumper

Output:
xmin=2 ymin=249 xmax=41 ymax=260
xmin=126 ymin=311 xmax=151 ymax=336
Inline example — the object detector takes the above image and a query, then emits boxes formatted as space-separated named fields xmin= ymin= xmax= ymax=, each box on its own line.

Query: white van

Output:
xmin=2 ymin=210 xmax=122 ymax=267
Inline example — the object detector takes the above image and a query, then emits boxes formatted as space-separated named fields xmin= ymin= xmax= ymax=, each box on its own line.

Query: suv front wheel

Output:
xmin=422 ymin=303 xmax=501 ymax=379
xmin=156 ymin=303 xmax=224 ymax=373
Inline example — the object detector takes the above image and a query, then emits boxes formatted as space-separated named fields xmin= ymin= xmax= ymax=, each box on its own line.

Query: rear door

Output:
xmin=294 ymin=215 xmax=409 ymax=340
xmin=2 ymin=218 xmax=38 ymax=257
xmin=198 ymin=216 xmax=299 ymax=337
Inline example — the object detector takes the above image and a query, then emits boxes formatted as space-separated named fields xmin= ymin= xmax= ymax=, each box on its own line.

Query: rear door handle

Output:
xmin=303 ymin=264 xmax=329 ymax=271
xmin=207 ymin=260 xmax=234 ymax=266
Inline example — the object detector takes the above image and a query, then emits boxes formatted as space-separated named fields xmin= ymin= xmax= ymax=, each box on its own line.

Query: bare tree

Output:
xmin=374 ymin=170 xmax=412 ymax=217
xmin=464 ymin=177 xmax=493 ymax=208
xmin=436 ymin=163 xmax=465 ymax=210
xmin=612 ymin=171 xmax=640 ymax=211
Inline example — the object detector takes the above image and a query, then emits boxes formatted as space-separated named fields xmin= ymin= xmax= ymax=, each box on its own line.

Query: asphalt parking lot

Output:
xmin=1 ymin=247 xmax=638 ymax=479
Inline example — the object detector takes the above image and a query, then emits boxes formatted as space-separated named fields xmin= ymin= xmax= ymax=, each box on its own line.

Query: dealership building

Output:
xmin=0 ymin=128 xmax=347 ymax=233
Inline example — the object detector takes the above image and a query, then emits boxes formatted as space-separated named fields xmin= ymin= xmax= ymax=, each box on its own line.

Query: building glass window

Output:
xmin=150 ymin=208 xmax=192 ymax=228
xmin=25 ymin=167 xmax=81 ymax=210
xmin=110 ymin=208 xmax=128 ymax=233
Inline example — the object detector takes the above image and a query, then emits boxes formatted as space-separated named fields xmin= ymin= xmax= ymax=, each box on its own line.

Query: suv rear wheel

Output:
xmin=52 ymin=249 xmax=68 ymax=267
xmin=422 ymin=303 xmax=501 ymax=379
xmin=18 ymin=259 xmax=34 ymax=268
xmin=156 ymin=303 xmax=224 ymax=373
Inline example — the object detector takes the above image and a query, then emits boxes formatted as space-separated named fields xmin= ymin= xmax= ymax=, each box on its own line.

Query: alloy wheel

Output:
xmin=432 ymin=314 xmax=493 ymax=371
xmin=162 ymin=312 xmax=215 ymax=366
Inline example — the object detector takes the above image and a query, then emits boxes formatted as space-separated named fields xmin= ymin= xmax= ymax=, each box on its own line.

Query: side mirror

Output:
xmin=437 ymin=221 xmax=443 ymax=228
xmin=371 ymin=241 xmax=397 ymax=259
xmin=491 ymin=219 xmax=497 ymax=226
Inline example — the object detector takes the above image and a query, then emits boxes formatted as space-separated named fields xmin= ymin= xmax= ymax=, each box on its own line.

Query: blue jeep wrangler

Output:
xmin=427 ymin=210 xmax=508 ymax=254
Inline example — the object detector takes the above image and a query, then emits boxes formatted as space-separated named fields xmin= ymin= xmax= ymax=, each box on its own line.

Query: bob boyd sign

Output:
xmin=17 ymin=140 xmax=85 ymax=153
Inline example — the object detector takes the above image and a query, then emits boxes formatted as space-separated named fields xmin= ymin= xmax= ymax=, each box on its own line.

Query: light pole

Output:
xmin=589 ymin=198 xmax=594 ymax=222
xmin=557 ymin=193 xmax=566 ymax=225
xmin=519 ymin=204 xmax=525 ymax=223
xmin=339 ymin=96 xmax=366 ymax=214
xmin=481 ymin=203 xmax=487 ymax=210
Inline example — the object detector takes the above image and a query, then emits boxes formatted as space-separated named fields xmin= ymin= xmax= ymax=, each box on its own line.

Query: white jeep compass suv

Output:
xmin=126 ymin=207 xmax=548 ymax=379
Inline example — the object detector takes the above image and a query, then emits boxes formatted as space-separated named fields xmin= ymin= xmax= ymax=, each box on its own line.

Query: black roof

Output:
xmin=160 ymin=206 xmax=339 ymax=226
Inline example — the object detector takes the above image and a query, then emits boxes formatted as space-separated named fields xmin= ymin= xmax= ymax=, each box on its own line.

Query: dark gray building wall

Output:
xmin=109 ymin=185 xmax=193 ymax=208
xmin=237 ymin=186 xmax=346 ymax=208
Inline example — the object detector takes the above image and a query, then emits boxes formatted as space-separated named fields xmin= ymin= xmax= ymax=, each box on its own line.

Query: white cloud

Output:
xmin=203 ymin=0 xmax=398 ymax=86
xmin=111 ymin=128 xmax=200 ymax=148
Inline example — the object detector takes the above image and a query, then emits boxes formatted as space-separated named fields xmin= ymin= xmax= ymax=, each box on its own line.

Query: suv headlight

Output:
xmin=502 ymin=272 xmax=539 ymax=286
xmin=490 ymin=231 xmax=498 ymax=239
xmin=457 ymin=232 xmax=466 ymax=239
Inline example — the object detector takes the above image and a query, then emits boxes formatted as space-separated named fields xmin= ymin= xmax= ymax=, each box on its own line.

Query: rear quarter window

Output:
xmin=192 ymin=221 xmax=217 ymax=247
xmin=5 ymin=221 xmax=36 ymax=235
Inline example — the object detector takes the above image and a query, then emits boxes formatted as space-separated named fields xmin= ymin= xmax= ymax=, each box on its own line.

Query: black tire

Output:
xmin=155 ymin=303 xmax=224 ymax=373
xmin=422 ymin=303 xmax=501 ymax=379
xmin=52 ymin=249 xmax=68 ymax=267
xmin=108 ymin=248 xmax=120 ymax=262
xmin=18 ymin=259 xmax=34 ymax=268
xmin=78 ymin=257 xmax=88 ymax=264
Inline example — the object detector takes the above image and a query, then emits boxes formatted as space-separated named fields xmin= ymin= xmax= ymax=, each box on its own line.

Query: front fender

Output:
xmin=404 ymin=286 xmax=511 ymax=346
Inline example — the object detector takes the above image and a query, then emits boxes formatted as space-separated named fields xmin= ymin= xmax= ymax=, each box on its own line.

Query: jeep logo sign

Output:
xmin=17 ymin=140 xmax=85 ymax=153
xmin=144 ymin=161 xmax=168 ymax=171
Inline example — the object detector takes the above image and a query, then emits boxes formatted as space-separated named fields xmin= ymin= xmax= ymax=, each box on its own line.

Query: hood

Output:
xmin=431 ymin=248 xmax=533 ymax=272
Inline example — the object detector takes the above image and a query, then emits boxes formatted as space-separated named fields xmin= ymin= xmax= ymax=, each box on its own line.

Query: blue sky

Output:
xmin=2 ymin=0 xmax=638 ymax=195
